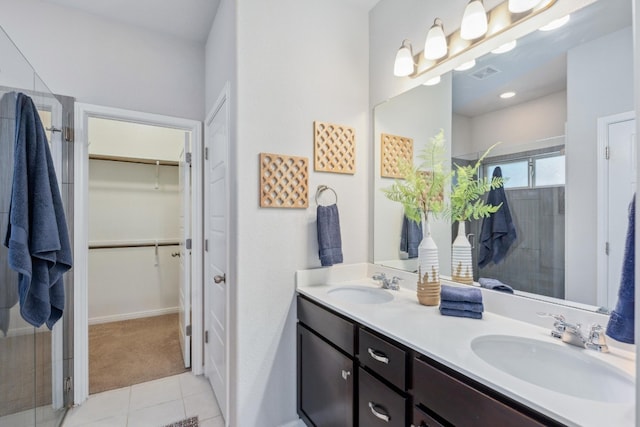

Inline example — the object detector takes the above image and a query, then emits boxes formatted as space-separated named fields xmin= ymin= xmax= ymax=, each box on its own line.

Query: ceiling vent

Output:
xmin=469 ymin=65 xmax=501 ymax=80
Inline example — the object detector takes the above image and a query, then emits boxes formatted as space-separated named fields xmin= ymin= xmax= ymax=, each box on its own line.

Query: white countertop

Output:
xmin=296 ymin=264 xmax=636 ymax=427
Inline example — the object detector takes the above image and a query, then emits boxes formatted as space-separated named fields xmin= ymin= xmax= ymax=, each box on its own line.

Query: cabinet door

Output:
xmin=298 ymin=324 xmax=354 ymax=427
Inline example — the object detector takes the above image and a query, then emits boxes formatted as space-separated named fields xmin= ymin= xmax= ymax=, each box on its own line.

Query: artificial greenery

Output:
xmin=382 ymin=129 xmax=449 ymax=225
xmin=448 ymin=143 xmax=504 ymax=223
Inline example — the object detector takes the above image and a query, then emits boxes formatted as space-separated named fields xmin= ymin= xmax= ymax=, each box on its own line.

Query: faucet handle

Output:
xmin=390 ymin=276 xmax=403 ymax=290
xmin=586 ymin=324 xmax=609 ymax=353
xmin=372 ymin=272 xmax=387 ymax=281
xmin=537 ymin=312 xmax=567 ymax=339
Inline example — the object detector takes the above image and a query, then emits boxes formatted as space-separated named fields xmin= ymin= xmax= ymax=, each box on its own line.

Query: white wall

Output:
xmin=88 ymin=160 xmax=180 ymax=323
xmin=374 ymin=80 xmax=453 ymax=274
xmin=0 ymin=0 xmax=205 ymax=120
xmin=205 ymin=0 xmax=370 ymax=424
xmin=566 ymin=26 xmax=634 ymax=304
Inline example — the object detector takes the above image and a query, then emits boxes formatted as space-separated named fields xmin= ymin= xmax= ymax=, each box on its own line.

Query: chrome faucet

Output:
xmin=538 ymin=313 xmax=609 ymax=353
xmin=372 ymin=273 xmax=402 ymax=291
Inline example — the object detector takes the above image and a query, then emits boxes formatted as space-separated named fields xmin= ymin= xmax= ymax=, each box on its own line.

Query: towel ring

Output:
xmin=315 ymin=185 xmax=338 ymax=206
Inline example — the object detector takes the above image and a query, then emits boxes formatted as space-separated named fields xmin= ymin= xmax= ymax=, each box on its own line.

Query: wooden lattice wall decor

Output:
xmin=314 ymin=121 xmax=356 ymax=174
xmin=259 ymin=153 xmax=309 ymax=208
xmin=381 ymin=133 xmax=413 ymax=178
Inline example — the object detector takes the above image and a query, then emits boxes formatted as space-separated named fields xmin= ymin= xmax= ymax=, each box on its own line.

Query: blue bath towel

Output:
xmin=440 ymin=284 xmax=483 ymax=303
xmin=4 ymin=93 xmax=72 ymax=329
xmin=400 ymin=215 xmax=422 ymax=258
xmin=478 ymin=167 xmax=517 ymax=268
xmin=440 ymin=300 xmax=484 ymax=313
xmin=478 ymin=277 xmax=514 ymax=294
xmin=439 ymin=307 xmax=483 ymax=319
xmin=317 ymin=204 xmax=343 ymax=267
xmin=606 ymin=194 xmax=635 ymax=344
xmin=0 ymin=91 xmax=19 ymax=336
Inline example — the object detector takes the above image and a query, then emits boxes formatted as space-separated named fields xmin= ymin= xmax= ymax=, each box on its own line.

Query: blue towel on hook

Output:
xmin=317 ymin=204 xmax=343 ymax=267
xmin=478 ymin=167 xmax=517 ymax=268
xmin=4 ymin=93 xmax=72 ymax=329
xmin=606 ymin=194 xmax=635 ymax=344
xmin=400 ymin=215 xmax=422 ymax=258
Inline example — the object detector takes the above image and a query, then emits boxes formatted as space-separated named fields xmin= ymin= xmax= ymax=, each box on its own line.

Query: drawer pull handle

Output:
xmin=341 ymin=369 xmax=351 ymax=380
xmin=368 ymin=402 xmax=390 ymax=422
xmin=368 ymin=348 xmax=389 ymax=364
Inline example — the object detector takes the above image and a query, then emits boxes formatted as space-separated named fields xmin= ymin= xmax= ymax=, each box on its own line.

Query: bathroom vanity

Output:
xmin=296 ymin=264 xmax=635 ymax=427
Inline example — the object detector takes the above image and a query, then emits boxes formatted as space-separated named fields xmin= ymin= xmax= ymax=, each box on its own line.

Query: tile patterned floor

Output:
xmin=62 ymin=373 xmax=224 ymax=427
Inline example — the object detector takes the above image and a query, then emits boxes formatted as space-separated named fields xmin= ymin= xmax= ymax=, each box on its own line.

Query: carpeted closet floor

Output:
xmin=89 ymin=313 xmax=189 ymax=394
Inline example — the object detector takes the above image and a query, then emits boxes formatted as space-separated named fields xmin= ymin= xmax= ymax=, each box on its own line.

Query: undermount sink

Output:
xmin=471 ymin=335 xmax=634 ymax=403
xmin=327 ymin=285 xmax=394 ymax=304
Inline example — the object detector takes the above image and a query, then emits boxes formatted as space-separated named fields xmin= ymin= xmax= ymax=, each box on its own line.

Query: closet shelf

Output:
xmin=89 ymin=154 xmax=179 ymax=167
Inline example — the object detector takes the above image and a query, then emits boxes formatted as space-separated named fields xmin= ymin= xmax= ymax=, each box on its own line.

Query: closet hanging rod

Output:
xmin=89 ymin=154 xmax=179 ymax=167
xmin=89 ymin=240 xmax=181 ymax=250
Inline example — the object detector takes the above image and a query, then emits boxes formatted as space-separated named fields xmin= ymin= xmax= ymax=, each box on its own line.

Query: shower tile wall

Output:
xmin=471 ymin=187 xmax=565 ymax=298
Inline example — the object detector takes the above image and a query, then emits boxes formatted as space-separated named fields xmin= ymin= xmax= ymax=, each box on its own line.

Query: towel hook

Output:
xmin=315 ymin=185 xmax=338 ymax=206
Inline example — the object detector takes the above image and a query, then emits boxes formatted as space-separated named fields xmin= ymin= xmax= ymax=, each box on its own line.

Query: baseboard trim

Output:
xmin=89 ymin=307 xmax=179 ymax=325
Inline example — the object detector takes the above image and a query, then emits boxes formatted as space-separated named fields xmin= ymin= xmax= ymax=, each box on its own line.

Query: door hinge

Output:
xmin=605 ymin=146 xmax=610 ymax=160
xmin=185 ymin=152 xmax=192 ymax=164
xmin=186 ymin=238 xmax=192 ymax=250
xmin=186 ymin=325 xmax=192 ymax=337
xmin=205 ymin=239 xmax=208 ymax=252
xmin=64 ymin=377 xmax=72 ymax=393
xmin=605 ymin=241 xmax=610 ymax=255
xmin=205 ymin=330 xmax=209 ymax=344
xmin=205 ymin=147 xmax=209 ymax=160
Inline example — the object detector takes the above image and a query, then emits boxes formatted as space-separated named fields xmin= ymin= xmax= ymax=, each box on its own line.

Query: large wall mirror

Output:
xmin=373 ymin=0 xmax=634 ymax=312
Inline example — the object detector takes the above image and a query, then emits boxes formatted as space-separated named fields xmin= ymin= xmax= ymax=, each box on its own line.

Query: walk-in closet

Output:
xmin=87 ymin=117 xmax=191 ymax=394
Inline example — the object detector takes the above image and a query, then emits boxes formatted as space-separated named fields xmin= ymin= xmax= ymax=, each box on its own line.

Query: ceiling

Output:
xmin=452 ymin=0 xmax=631 ymax=117
xmin=42 ymin=0 xmax=381 ymax=44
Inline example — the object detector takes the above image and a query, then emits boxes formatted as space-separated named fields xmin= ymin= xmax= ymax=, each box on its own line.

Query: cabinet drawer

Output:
xmin=298 ymin=295 xmax=355 ymax=355
xmin=358 ymin=367 xmax=407 ymax=427
xmin=413 ymin=406 xmax=446 ymax=427
xmin=359 ymin=328 xmax=407 ymax=390
xmin=413 ymin=356 xmax=552 ymax=427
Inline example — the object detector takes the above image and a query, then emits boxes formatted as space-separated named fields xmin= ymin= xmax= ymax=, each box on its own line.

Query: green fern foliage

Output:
xmin=448 ymin=143 xmax=504 ymax=223
xmin=382 ymin=130 xmax=450 ymax=224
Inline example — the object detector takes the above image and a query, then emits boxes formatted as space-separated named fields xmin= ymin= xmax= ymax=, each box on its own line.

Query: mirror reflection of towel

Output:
xmin=400 ymin=215 xmax=422 ymax=258
xmin=317 ymin=204 xmax=343 ymax=267
xmin=606 ymin=194 xmax=635 ymax=344
xmin=478 ymin=167 xmax=517 ymax=268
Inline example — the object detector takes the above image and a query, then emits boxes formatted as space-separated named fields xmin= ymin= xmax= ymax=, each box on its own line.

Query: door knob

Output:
xmin=214 ymin=274 xmax=226 ymax=284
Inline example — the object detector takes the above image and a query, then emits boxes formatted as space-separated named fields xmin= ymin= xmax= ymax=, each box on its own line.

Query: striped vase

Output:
xmin=451 ymin=221 xmax=473 ymax=285
xmin=416 ymin=218 xmax=440 ymax=306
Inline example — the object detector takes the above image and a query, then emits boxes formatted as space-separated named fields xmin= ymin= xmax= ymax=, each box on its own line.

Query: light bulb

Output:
xmin=424 ymin=19 xmax=447 ymax=60
xmin=508 ymin=0 xmax=542 ymax=14
xmin=461 ymin=0 xmax=488 ymax=40
xmin=423 ymin=76 xmax=442 ymax=86
xmin=393 ymin=40 xmax=415 ymax=77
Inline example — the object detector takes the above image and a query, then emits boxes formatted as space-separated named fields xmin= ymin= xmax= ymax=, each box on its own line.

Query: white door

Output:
xmin=205 ymin=88 xmax=229 ymax=421
xmin=178 ymin=133 xmax=192 ymax=368
xmin=604 ymin=117 xmax=636 ymax=308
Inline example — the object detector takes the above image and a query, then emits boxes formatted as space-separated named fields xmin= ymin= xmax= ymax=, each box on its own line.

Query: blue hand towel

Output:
xmin=0 ymin=91 xmax=19 ymax=336
xmin=317 ymin=204 xmax=343 ymax=267
xmin=439 ymin=307 xmax=483 ymax=319
xmin=400 ymin=215 xmax=422 ymax=258
xmin=4 ymin=93 xmax=72 ymax=329
xmin=478 ymin=277 xmax=514 ymax=294
xmin=478 ymin=167 xmax=517 ymax=268
xmin=440 ymin=300 xmax=484 ymax=313
xmin=440 ymin=284 xmax=483 ymax=303
xmin=606 ymin=194 xmax=635 ymax=344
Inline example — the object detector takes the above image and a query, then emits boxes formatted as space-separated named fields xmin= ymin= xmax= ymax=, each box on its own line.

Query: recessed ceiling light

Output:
xmin=454 ymin=60 xmax=476 ymax=71
xmin=500 ymin=91 xmax=516 ymax=99
xmin=491 ymin=40 xmax=517 ymax=54
xmin=423 ymin=76 xmax=442 ymax=86
xmin=539 ymin=15 xmax=570 ymax=32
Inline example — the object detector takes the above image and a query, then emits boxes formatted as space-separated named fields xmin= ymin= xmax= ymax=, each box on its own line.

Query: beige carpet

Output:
xmin=89 ymin=313 xmax=189 ymax=394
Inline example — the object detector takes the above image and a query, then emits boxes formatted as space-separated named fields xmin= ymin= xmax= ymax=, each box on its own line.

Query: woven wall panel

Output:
xmin=381 ymin=133 xmax=413 ymax=178
xmin=314 ymin=121 xmax=356 ymax=174
xmin=259 ymin=153 xmax=309 ymax=208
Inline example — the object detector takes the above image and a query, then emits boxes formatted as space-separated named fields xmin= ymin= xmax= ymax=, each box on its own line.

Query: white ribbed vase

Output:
xmin=416 ymin=218 xmax=440 ymax=306
xmin=452 ymin=221 xmax=473 ymax=285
